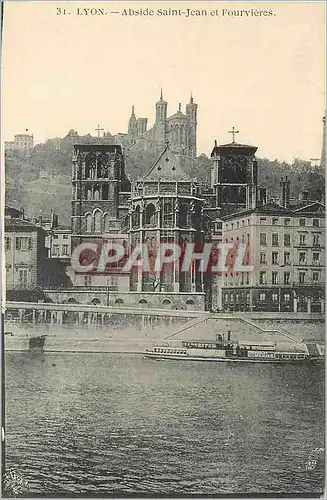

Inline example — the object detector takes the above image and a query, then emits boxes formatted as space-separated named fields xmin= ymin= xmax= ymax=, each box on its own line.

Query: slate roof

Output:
xmin=143 ymin=145 xmax=191 ymax=181
xmin=5 ymin=218 xmax=45 ymax=232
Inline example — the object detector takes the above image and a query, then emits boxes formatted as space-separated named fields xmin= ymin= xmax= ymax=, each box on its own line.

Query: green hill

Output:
xmin=5 ymin=131 xmax=324 ymax=226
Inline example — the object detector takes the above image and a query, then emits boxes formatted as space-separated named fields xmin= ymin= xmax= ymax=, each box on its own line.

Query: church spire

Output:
xmin=160 ymin=88 xmax=163 ymax=100
xmin=131 ymin=104 xmax=135 ymax=115
xmin=190 ymin=92 xmax=193 ymax=104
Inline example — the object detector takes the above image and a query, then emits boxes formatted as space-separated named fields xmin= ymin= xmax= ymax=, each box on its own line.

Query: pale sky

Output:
xmin=2 ymin=1 xmax=326 ymax=161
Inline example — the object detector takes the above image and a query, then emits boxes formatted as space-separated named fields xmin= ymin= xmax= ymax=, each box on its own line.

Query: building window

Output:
xmin=313 ymin=235 xmax=320 ymax=247
xmin=18 ymin=269 xmax=28 ymax=289
xmin=299 ymin=252 xmax=306 ymax=265
xmin=260 ymin=233 xmax=267 ymax=245
xmin=299 ymin=272 xmax=305 ymax=284
xmin=236 ymin=222 xmax=239 ymax=228
xmin=272 ymin=252 xmax=279 ymax=265
xmin=259 ymin=271 xmax=267 ymax=284
xmin=94 ymin=211 xmax=102 ymax=233
xmin=272 ymin=293 xmax=278 ymax=301
xmin=260 ymin=217 xmax=267 ymax=225
xmin=284 ymin=293 xmax=291 ymax=302
xmin=272 ymin=233 xmax=279 ymax=246
xmin=284 ymin=272 xmax=291 ymax=285
xmin=313 ymin=252 xmax=320 ymax=264
xmin=313 ymin=219 xmax=319 ymax=228
xmin=299 ymin=234 xmax=306 ymax=246
xmin=259 ymin=292 xmax=266 ymax=301
xmin=312 ymin=272 xmax=319 ymax=283
xmin=62 ymin=245 xmax=69 ymax=256
xmin=272 ymin=271 xmax=279 ymax=285
xmin=260 ymin=252 xmax=267 ymax=264
xmin=231 ymin=223 xmax=234 ymax=230
xmin=284 ymin=218 xmax=291 ymax=226
xmin=284 ymin=252 xmax=291 ymax=265
xmin=299 ymin=218 xmax=306 ymax=227
xmin=63 ymin=234 xmax=69 ymax=240
xmin=53 ymin=234 xmax=59 ymax=239
xmin=15 ymin=237 xmax=31 ymax=251
xmin=86 ymin=214 xmax=92 ymax=232
xmin=84 ymin=275 xmax=92 ymax=286
xmin=272 ymin=218 xmax=279 ymax=226
xmin=284 ymin=234 xmax=291 ymax=247
xmin=5 ymin=237 xmax=11 ymax=250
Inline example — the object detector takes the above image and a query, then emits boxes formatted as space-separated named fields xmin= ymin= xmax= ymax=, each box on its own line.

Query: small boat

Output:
xmin=144 ymin=332 xmax=323 ymax=364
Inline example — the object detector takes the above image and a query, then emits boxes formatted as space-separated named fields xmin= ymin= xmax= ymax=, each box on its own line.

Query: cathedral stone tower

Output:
xmin=211 ymin=131 xmax=258 ymax=213
xmin=71 ymin=144 xmax=131 ymax=251
xmin=154 ymin=90 xmax=167 ymax=147
xmin=186 ymin=94 xmax=198 ymax=157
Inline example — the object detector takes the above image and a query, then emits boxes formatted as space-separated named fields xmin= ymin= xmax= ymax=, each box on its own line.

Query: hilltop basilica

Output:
xmin=110 ymin=91 xmax=198 ymax=158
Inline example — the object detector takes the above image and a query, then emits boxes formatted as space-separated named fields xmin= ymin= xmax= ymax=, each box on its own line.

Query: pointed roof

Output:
xmin=143 ymin=144 xmax=191 ymax=181
xmin=156 ymin=89 xmax=167 ymax=105
xmin=211 ymin=141 xmax=258 ymax=156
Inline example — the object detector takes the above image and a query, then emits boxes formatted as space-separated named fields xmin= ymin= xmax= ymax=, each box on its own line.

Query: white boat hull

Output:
xmin=144 ymin=353 xmax=321 ymax=364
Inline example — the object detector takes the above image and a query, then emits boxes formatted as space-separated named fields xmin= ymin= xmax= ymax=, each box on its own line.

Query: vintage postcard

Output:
xmin=1 ymin=0 xmax=325 ymax=497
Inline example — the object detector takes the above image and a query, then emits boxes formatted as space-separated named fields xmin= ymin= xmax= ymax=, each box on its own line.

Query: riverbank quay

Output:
xmin=3 ymin=301 xmax=325 ymax=354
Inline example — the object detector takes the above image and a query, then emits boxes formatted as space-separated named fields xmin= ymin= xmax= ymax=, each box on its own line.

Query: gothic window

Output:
xmin=85 ymin=153 xmax=96 ymax=179
xmin=180 ymin=124 xmax=184 ymax=144
xmin=85 ymin=213 xmax=92 ymax=233
xmin=97 ymin=154 xmax=108 ymax=178
xmin=102 ymin=184 xmax=109 ymax=200
xmin=94 ymin=185 xmax=100 ymax=201
xmin=179 ymin=203 xmax=190 ymax=228
xmin=94 ymin=210 xmax=102 ymax=233
xmin=163 ymin=201 xmax=173 ymax=227
xmin=173 ymin=124 xmax=179 ymax=145
xmin=145 ymin=203 xmax=156 ymax=226
xmin=103 ymin=214 xmax=110 ymax=233
xmin=86 ymin=187 xmax=92 ymax=200
xmin=133 ymin=205 xmax=140 ymax=228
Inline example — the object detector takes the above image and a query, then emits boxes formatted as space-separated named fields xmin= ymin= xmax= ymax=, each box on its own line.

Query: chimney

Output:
xmin=281 ymin=176 xmax=291 ymax=208
xmin=257 ymin=188 xmax=267 ymax=206
xmin=299 ymin=190 xmax=309 ymax=202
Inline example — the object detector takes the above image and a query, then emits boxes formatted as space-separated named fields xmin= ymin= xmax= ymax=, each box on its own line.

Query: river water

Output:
xmin=4 ymin=352 xmax=325 ymax=496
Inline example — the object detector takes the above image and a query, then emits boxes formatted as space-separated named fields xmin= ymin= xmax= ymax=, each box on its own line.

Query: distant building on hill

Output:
xmin=5 ymin=132 xmax=34 ymax=151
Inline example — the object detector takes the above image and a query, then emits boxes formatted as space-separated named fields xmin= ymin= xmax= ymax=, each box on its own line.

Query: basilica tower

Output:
xmin=128 ymin=105 xmax=138 ymax=139
xmin=154 ymin=90 xmax=167 ymax=147
xmin=186 ymin=93 xmax=198 ymax=157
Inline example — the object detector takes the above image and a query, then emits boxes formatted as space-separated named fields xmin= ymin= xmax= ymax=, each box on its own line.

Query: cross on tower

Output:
xmin=95 ymin=124 xmax=104 ymax=138
xmin=228 ymin=126 xmax=239 ymax=143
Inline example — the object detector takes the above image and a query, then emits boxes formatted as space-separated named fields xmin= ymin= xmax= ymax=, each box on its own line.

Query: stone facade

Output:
xmin=43 ymin=289 xmax=206 ymax=311
xmin=4 ymin=209 xmax=48 ymax=291
xmin=220 ymin=201 xmax=325 ymax=313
